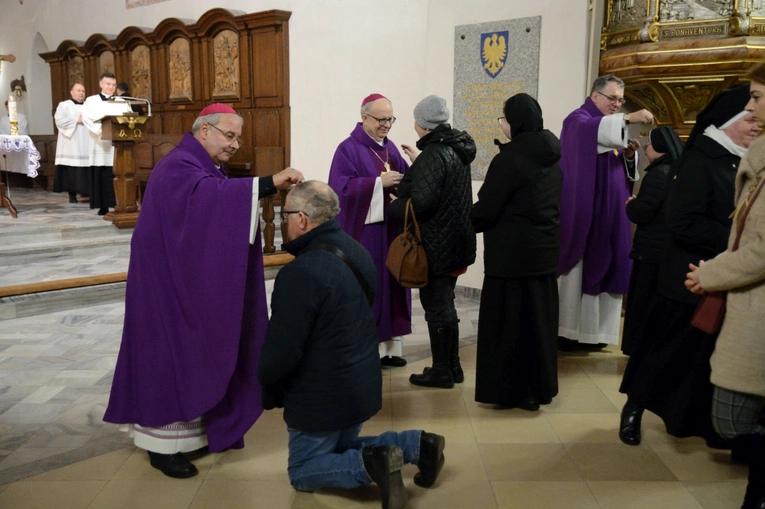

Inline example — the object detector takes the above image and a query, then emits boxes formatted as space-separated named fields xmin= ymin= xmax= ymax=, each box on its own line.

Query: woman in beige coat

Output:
xmin=685 ymin=62 xmax=765 ymax=509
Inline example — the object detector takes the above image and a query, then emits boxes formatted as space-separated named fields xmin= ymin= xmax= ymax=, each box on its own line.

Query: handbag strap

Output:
xmin=404 ymin=199 xmax=422 ymax=240
xmin=302 ymin=242 xmax=374 ymax=306
xmin=732 ymin=174 xmax=765 ymax=251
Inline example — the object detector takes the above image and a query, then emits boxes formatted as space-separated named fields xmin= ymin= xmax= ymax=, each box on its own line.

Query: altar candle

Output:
xmin=8 ymin=95 xmax=17 ymax=123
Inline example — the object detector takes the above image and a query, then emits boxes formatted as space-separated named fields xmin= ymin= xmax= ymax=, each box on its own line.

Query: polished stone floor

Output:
xmin=0 ymin=189 xmax=749 ymax=508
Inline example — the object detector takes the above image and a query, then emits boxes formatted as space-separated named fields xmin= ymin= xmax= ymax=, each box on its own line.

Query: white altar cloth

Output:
xmin=0 ymin=135 xmax=41 ymax=178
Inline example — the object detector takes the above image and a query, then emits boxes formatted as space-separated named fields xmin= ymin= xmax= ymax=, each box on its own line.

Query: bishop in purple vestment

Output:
xmin=104 ymin=104 xmax=303 ymax=478
xmin=557 ymin=75 xmax=654 ymax=346
xmin=328 ymin=93 xmax=412 ymax=366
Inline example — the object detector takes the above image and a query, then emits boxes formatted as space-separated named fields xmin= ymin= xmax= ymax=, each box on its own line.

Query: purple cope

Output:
xmin=103 ymin=132 xmax=267 ymax=452
xmin=557 ymin=98 xmax=633 ymax=295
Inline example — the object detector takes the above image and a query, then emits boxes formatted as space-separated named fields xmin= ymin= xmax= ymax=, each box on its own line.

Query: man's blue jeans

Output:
xmin=287 ymin=423 xmax=422 ymax=492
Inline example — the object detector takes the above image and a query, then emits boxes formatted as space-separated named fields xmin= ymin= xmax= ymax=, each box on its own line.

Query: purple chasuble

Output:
xmin=103 ymin=132 xmax=268 ymax=452
xmin=328 ymin=123 xmax=412 ymax=342
xmin=557 ymin=98 xmax=633 ymax=295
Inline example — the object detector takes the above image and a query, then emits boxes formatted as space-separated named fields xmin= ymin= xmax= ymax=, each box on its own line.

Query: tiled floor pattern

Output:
xmin=0 ymin=189 xmax=749 ymax=508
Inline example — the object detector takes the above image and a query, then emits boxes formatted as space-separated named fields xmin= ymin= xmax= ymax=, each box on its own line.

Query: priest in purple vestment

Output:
xmin=103 ymin=103 xmax=303 ymax=479
xmin=328 ymin=93 xmax=412 ymax=367
xmin=557 ymin=75 xmax=654 ymax=347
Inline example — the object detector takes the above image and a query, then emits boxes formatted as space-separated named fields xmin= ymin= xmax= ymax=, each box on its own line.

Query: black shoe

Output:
xmin=557 ymin=336 xmax=575 ymax=352
xmin=68 ymin=193 xmax=78 ymax=204
xmin=414 ymin=432 xmax=445 ymax=488
xmin=381 ymin=356 xmax=407 ymax=367
xmin=97 ymin=207 xmax=108 ymax=216
xmin=410 ymin=368 xmax=454 ymax=389
xmin=499 ymin=395 xmax=541 ymax=412
xmin=619 ymin=399 xmax=643 ymax=446
xmin=362 ymin=445 xmax=407 ymax=509
xmin=423 ymin=365 xmax=464 ymax=383
xmin=147 ymin=451 xmax=199 ymax=479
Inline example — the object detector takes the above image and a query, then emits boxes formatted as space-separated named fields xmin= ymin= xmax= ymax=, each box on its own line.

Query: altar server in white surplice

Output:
xmin=54 ymin=83 xmax=91 ymax=203
xmin=81 ymin=72 xmax=118 ymax=216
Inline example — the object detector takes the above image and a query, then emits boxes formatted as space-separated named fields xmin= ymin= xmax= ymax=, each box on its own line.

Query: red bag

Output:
xmin=690 ymin=175 xmax=765 ymax=333
xmin=690 ymin=291 xmax=726 ymax=334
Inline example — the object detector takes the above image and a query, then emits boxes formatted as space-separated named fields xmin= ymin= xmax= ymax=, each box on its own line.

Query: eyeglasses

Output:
xmin=365 ymin=114 xmax=396 ymax=126
xmin=208 ymin=123 xmax=243 ymax=146
xmin=497 ymin=117 xmax=505 ymax=126
xmin=282 ymin=210 xmax=303 ymax=216
xmin=595 ymin=91 xmax=626 ymax=105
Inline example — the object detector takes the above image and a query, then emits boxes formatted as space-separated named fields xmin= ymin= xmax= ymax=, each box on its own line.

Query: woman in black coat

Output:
xmin=618 ymin=84 xmax=761 ymax=447
xmin=471 ymin=93 xmax=563 ymax=410
xmin=621 ymin=127 xmax=684 ymax=356
xmin=389 ymin=95 xmax=477 ymax=389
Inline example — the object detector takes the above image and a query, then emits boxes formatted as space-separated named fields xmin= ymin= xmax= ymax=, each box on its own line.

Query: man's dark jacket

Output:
xmin=472 ymin=131 xmax=563 ymax=277
xmin=389 ymin=123 xmax=477 ymax=275
xmin=256 ymin=219 xmax=382 ymax=432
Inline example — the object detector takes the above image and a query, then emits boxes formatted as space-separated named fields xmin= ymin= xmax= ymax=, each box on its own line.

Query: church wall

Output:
xmin=1 ymin=0 xmax=592 ymax=290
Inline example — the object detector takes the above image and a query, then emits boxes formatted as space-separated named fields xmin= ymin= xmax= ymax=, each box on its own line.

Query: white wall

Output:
xmin=0 ymin=0 xmax=594 ymax=289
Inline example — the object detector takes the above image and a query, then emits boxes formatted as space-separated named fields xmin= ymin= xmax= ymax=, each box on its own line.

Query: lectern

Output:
xmin=101 ymin=115 xmax=149 ymax=229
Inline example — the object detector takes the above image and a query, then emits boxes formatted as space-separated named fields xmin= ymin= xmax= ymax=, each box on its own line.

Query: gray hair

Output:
xmin=360 ymin=97 xmax=392 ymax=116
xmin=287 ymin=181 xmax=340 ymax=224
xmin=191 ymin=113 xmax=244 ymax=133
xmin=590 ymin=75 xmax=624 ymax=95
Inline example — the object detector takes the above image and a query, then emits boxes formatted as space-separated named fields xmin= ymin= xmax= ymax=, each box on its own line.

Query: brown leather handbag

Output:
xmin=386 ymin=199 xmax=428 ymax=288
xmin=691 ymin=175 xmax=765 ymax=333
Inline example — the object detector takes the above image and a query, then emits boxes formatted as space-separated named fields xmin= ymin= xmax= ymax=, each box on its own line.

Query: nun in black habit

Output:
xmin=621 ymin=126 xmax=684 ymax=356
xmin=618 ymin=84 xmax=759 ymax=446
xmin=472 ymin=93 xmax=563 ymax=410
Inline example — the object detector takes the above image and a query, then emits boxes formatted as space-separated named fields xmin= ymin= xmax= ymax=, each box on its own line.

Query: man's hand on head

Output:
xmin=273 ymin=167 xmax=305 ymax=190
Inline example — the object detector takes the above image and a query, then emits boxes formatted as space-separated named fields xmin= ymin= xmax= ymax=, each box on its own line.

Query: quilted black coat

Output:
xmin=390 ymin=123 xmax=477 ymax=275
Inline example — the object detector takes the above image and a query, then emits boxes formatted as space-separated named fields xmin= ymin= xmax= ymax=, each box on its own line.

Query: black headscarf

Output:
xmin=685 ymin=83 xmax=750 ymax=148
xmin=503 ymin=93 xmax=543 ymax=138
xmin=648 ymin=126 xmax=684 ymax=162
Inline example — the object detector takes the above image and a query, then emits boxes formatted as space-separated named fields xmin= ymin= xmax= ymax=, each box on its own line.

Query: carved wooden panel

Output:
xmin=212 ymin=30 xmax=240 ymax=100
xmin=131 ymin=45 xmax=152 ymax=101
xmin=41 ymin=8 xmax=291 ymax=172
xmin=99 ymin=51 xmax=115 ymax=76
xmin=168 ymin=38 xmax=192 ymax=102
xmin=68 ymin=56 xmax=84 ymax=87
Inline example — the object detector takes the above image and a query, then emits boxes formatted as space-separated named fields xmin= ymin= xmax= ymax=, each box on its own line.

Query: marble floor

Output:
xmin=0 ymin=189 xmax=749 ymax=509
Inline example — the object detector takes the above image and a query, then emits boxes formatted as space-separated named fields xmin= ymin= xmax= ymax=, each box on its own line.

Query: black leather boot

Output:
xmin=423 ymin=321 xmax=463 ymax=382
xmin=741 ymin=434 xmax=765 ymax=509
xmin=449 ymin=321 xmax=464 ymax=383
xmin=362 ymin=445 xmax=407 ymax=509
xmin=619 ymin=398 xmax=643 ymax=446
xmin=147 ymin=451 xmax=198 ymax=478
xmin=410 ymin=323 xmax=454 ymax=389
xmin=414 ymin=431 xmax=445 ymax=488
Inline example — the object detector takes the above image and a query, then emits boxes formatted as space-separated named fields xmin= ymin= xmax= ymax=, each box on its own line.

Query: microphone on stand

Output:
xmin=108 ymin=95 xmax=152 ymax=117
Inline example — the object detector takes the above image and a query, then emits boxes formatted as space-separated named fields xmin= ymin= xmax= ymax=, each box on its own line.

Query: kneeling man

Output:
xmin=257 ymin=181 xmax=445 ymax=509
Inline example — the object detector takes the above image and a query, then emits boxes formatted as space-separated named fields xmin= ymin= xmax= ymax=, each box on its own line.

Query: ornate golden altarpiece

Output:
xmin=600 ymin=0 xmax=765 ymax=137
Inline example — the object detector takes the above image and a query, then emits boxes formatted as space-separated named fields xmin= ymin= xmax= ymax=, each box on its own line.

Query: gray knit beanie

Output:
xmin=413 ymin=95 xmax=450 ymax=130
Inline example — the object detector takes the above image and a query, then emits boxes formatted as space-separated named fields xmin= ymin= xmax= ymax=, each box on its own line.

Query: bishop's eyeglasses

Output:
xmin=208 ymin=123 xmax=244 ymax=147
xmin=366 ymin=114 xmax=397 ymax=126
